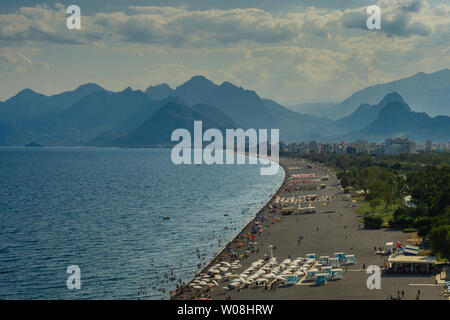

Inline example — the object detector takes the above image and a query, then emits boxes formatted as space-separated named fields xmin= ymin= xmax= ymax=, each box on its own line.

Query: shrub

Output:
xmin=363 ymin=215 xmax=384 ymax=229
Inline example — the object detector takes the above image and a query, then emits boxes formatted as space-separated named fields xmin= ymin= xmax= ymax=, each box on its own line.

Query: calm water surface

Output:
xmin=0 ymin=147 xmax=283 ymax=299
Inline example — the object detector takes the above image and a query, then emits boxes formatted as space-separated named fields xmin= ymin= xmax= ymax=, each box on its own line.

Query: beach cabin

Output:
xmin=319 ymin=256 xmax=330 ymax=266
xmin=322 ymin=266 xmax=332 ymax=275
xmin=307 ymin=269 xmax=319 ymax=280
xmin=286 ymin=275 xmax=298 ymax=284
xmin=334 ymin=252 xmax=346 ymax=261
xmin=306 ymin=253 xmax=316 ymax=260
xmin=331 ymin=269 xmax=344 ymax=280
xmin=330 ymin=258 xmax=339 ymax=268
xmin=345 ymin=255 xmax=355 ymax=265
xmin=314 ymin=273 xmax=329 ymax=285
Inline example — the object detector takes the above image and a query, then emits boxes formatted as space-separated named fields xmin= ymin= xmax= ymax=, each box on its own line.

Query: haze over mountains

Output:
xmin=286 ymin=69 xmax=450 ymax=120
xmin=0 ymin=69 xmax=449 ymax=147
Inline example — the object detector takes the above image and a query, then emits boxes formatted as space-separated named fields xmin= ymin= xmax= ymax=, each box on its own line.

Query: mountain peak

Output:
xmin=75 ymin=83 xmax=103 ymax=91
xmin=184 ymin=75 xmax=215 ymax=87
xmin=379 ymin=92 xmax=405 ymax=106
xmin=15 ymin=88 xmax=43 ymax=98
xmin=145 ymin=83 xmax=174 ymax=100
xmin=120 ymin=86 xmax=134 ymax=94
xmin=7 ymin=88 xmax=47 ymax=103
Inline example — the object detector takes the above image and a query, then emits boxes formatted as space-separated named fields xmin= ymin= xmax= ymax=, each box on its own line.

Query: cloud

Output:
xmin=0 ymin=1 xmax=445 ymax=48
xmin=341 ymin=0 xmax=435 ymax=37
xmin=0 ymin=1 xmax=448 ymax=103
xmin=0 ymin=4 xmax=106 ymax=45
xmin=0 ymin=47 xmax=44 ymax=73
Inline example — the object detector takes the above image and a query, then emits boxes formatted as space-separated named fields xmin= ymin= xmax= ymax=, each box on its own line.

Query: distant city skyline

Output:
xmin=0 ymin=0 xmax=449 ymax=103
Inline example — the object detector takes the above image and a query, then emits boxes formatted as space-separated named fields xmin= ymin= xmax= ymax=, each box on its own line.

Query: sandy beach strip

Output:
xmin=173 ymin=156 xmax=445 ymax=300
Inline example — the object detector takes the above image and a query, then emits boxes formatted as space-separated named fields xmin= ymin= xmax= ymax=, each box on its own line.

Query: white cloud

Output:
xmin=0 ymin=1 xmax=448 ymax=102
xmin=0 ymin=47 xmax=43 ymax=73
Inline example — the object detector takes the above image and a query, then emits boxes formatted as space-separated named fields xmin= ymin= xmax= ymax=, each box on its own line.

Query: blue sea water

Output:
xmin=0 ymin=147 xmax=283 ymax=299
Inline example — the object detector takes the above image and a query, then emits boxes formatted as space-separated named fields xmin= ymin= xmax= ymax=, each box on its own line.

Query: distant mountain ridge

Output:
xmin=323 ymin=95 xmax=450 ymax=142
xmin=1 ymin=72 xmax=449 ymax=146
xmin=329 ymin=69 xmax=450 ymax=119
xmin=143 ymin=76 xmax=331 ymax=141
xmin=324 ymin=92 xmax=407 ymax=135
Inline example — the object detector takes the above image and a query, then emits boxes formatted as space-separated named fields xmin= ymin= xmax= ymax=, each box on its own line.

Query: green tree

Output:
xmin=369 ymin=198 xmax=382 ymax=214
xmin=429 ymin=225 xmax=450 ymax=260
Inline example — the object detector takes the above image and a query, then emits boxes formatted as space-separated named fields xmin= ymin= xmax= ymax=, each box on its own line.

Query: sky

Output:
xmin=0 ymin=0 xmax=448 ymax=104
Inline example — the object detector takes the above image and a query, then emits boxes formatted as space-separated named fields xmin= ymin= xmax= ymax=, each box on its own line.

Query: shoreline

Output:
xmin=171 ymin=159 xmax=288 ymax=299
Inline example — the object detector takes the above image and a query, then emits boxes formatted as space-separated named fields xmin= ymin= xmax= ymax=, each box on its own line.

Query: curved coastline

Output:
xmin=171 ymin=158 xmax=287 ymax=299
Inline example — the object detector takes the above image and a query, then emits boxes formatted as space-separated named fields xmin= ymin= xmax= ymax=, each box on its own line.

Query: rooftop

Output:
xmin=388 ymin=254 xmax=437 ymax=264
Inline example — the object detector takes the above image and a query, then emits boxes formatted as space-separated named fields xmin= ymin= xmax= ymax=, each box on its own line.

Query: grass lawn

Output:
xmin=354 ymin=198 xmax=401 ymax=227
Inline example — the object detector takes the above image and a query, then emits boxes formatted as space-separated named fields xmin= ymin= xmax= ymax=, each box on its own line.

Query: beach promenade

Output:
xmin=174 ymin=156 xmax=446 ymax=300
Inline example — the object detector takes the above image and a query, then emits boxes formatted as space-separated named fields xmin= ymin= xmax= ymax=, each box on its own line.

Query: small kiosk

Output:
xmin=345 ymin=255 xmax=355 ymax=265
xmin=322 ymin=266 xmax=333 ymax=275
xmin=319 ymin=256 xmax=330 ymax=266
xmin=307 ymin=269 xmax=319 ymax=280
xmin=331 ymin=269 xmax=344 ymax=280
xmin=330 ymin=258 xmax=339 ymax=268
xmin=334 ymin=252 xmax=346 ymax=261
xmin=306 ymin=253 xmax=316 ymax=260
xmin=314 ymin=273 xmax=329 ymax=285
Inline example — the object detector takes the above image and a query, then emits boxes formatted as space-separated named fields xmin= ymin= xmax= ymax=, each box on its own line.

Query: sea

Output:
xmin=0 ymin=147 xmax=284 ymax=299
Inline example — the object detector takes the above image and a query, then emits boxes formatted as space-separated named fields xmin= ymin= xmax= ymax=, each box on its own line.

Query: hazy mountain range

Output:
xmin=286 ymin=69 xmax=450 ymax=120
xmin=0 ymin=69 xmax=449 ymax=147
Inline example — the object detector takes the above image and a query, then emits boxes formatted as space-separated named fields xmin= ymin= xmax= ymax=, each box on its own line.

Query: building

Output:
xmin=383 ymin=138 xmax=415 ymax=155
xmin=387 ymin=254 xmax=437 ymax=274
xmin=426 ymin=140 xmax=432 ymax=153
